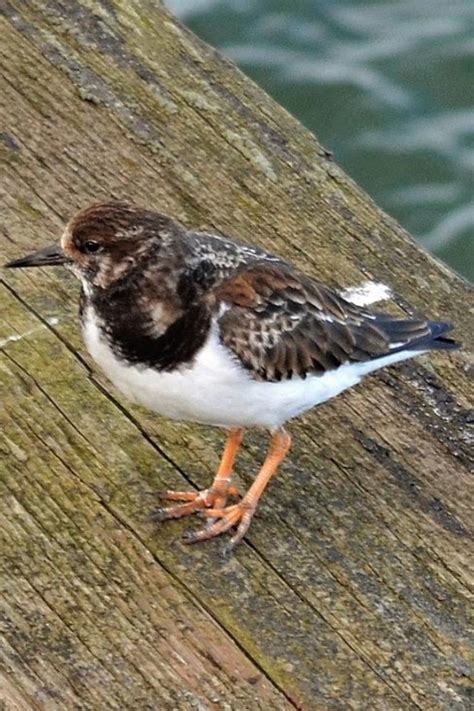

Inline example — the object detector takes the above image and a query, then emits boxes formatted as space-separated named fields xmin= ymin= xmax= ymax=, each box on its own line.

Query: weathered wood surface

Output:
xmin=0 ymin=1 xmax=473 ymax=709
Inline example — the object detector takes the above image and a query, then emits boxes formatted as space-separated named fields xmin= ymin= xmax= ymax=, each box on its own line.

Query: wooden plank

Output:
xmin=0 ymin=1 xmax=473 ymax=708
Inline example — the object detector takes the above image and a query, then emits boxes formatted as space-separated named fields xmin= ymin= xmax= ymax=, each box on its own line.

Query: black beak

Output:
xmin=4 ymin=244 xmax=69 ymax=269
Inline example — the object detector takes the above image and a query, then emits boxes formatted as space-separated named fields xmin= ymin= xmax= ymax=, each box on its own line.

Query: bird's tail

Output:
xmin=373 ymin=316 xmax=460 ymax=355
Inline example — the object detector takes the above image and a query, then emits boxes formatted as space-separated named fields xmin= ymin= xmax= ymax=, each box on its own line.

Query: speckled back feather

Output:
xmin=212 ymin=262 xmax=456 ymax=381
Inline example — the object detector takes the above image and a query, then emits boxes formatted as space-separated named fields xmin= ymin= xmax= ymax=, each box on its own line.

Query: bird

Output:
xmin=5 ymin=201 xmax=459 ymax=550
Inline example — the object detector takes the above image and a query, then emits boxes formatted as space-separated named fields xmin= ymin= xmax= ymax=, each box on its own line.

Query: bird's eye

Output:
xmin=82 ymin=240 xmax=102 ymax=255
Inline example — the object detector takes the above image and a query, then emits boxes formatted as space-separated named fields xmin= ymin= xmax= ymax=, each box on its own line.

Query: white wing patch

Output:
xmin=340 ymin=281 xmax=392 ymax=307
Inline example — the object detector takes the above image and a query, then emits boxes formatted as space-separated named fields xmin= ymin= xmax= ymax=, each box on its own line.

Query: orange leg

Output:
xmin=183 ymin=428 xmax=291 ymax=550
xmin=149 ymin=428 xmax=244 ymax=522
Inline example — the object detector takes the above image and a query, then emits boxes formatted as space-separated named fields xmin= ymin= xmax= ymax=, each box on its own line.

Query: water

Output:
xmin=167 ymin=0 xmax=474 ymax=282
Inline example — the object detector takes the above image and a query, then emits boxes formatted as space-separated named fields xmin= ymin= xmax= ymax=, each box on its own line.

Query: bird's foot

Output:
xmin=182 ymin=500 xmax=256 ymax=551
xmin=148 ymin=482 xmax=241 ymax=522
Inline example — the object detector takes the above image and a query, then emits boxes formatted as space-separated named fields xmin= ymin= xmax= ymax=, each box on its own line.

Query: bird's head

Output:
xmin=5 ymin=201 xmax=179 ymax=289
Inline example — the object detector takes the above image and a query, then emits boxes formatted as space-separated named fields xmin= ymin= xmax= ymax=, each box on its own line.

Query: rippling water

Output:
xmin=167 ymin=0 xmax=473 ymax=281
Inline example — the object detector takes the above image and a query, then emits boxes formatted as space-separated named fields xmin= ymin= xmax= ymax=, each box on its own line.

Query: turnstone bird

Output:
xmin=6 ymin=202 xmax=459 ymax=549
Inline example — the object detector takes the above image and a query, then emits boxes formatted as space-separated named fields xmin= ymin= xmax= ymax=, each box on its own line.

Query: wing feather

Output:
xmin=212 ymin=262 xmax=435 ymax=381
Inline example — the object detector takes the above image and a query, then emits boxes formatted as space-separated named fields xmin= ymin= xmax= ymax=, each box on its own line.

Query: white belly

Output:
xmin=82 ymin=309 xmax=423 ymax=430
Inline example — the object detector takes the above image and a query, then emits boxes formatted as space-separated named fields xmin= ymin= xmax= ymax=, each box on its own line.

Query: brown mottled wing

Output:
xmin=213 ymin=263 xmax=433 ymax=381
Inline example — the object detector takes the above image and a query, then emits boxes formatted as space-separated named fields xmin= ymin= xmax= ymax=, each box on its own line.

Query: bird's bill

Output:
xmin=4 ymin=244 xmax=69 ymax=269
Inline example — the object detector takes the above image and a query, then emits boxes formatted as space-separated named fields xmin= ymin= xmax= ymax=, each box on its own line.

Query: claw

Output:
xmin=149 ymin=492 xmax=210 ymax=521
xmin=149 ymin=483 xmax=241 ymax=523
xmin=181 ymin=529 xmax=202 ymax=544
xmin=182 ymin=511 xmax=239 ymax=544
xmin=182 ymin=501 xmax=255 ymax=546
xmin=146 ymin=508 xmax=170 ymax=522
xmin=222 ymin=541 xmax=237 ymax=557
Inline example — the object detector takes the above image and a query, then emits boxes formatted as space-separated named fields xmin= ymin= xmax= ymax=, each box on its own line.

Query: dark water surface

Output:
xmin=167 ymin=0 xmax=473 ymax=282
